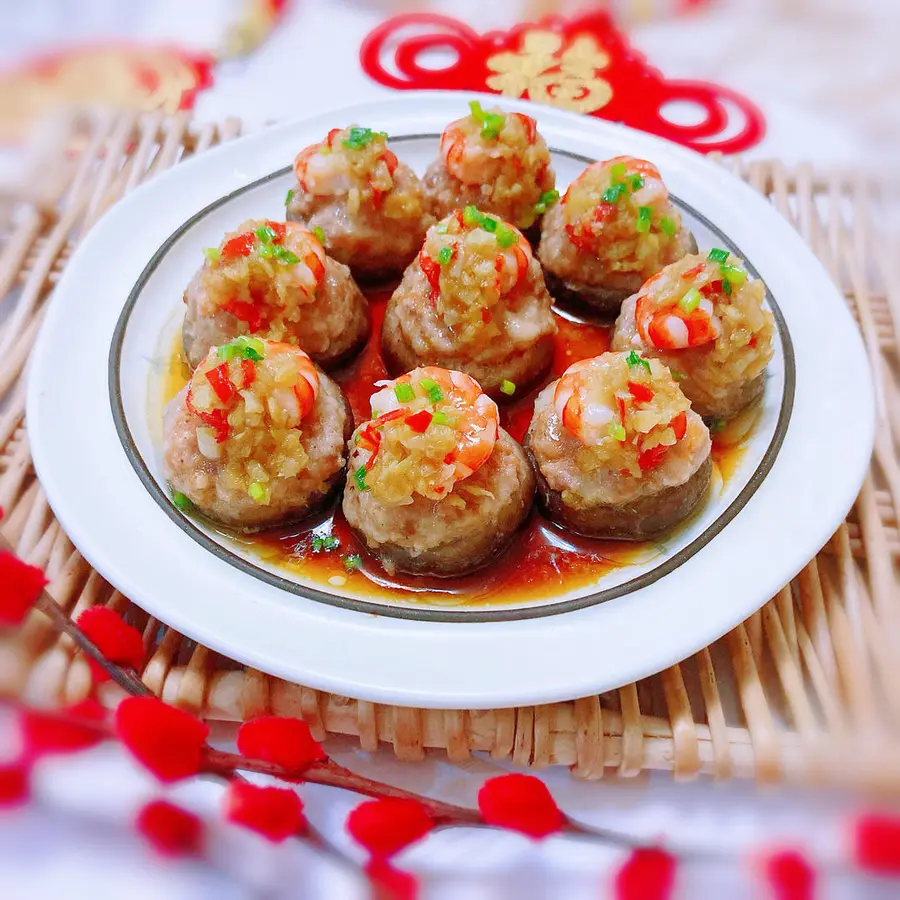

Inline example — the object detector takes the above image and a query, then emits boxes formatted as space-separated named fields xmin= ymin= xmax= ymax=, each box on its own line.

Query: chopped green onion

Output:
xmin=626 ymin=350 xmax=651 ymax=373
xmin=437 ymin=246 xmax=453 ymax=265
xmin=274 ymin=246 xmax=300 ymax=265
xmin=671 ymin=371 xmax=685 ymax=381
xmin=481 ymin=216 xmax=497 ymax=233
xmin=344 ymin=554 xmax=362 ymax=571
xmin=496 ymin=228 xmax=518 ymax=248
xmin=720 ymin=264 xmax=747 ymax=287
xmin=311 ymin=536 xmax=324 ymax=552
xmin=258 ymin=242 xmax=275 ymax=259
xmin=636 ymin=206 xmax=652 ymax=233
xmin=608 ymin=422 xmax=627 ymax=442
xmin=343 ymin=126 xmax=378 ymax=149
xmin=679 ymin=287 xmax=702 ymax=312
xmin=707 ymin=248 xmax=730 ymax=264
xmin=218 ymin=335 xmax=265 ymax=362
xmin=172 ymin=491 xmax=192 ymax=511
xmin=629 ymin=174 xmax=645 ymax=191
xmin=313 ymin=226 xmax=326 ymax=244
xmin=255 ymin=225 xmax=278 ymax=243
xmin=722 ymin=279 xmax=733 ymax=296
xmin=469 ymin=100 xmax=486 ymax=121
xmin=609 ymin=162 xmax=626 ymax=182
xmin=436 ymin=222 xmax=449 ymax=234
xmin=202 ymin=247 xmax=221 ymax=263
xmin=353 ymin=465 xmax=368 ymax=492
xmin=500 ymin=379 xmax=516 ymax=396
xmin=601 ymin=184 xmax=625 ymax=204
xmin=533 ymin=189 xmax=559 ymax=215
xmin=709 ymin=418 xmax=726 ymax=434
xmin=431 ymin=411 xmax=455 ymax=426
xmin=419 ymin=377 xmax=443 ymax=404
xmin=248 ymin=482 xmax=269 ymax=503
xmin=285 ymin=188 xmax=294 ymax=206
xmin=480 ymin=112 xmax=505 ymax=139
xmin=659 ymin=216 xmax=676 ymax=236
xmin=394 ymin=382 xmax=415 ymax=403
xmin=463 ymin=205 xmax=481 ymax=225
xmin=322 ymin=534 xmax=340 ymax=551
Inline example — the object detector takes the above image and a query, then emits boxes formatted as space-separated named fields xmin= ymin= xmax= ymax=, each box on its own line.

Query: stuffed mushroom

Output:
xmin=381 ymin=207 xmax=557 ymax=398
xmin=538 ymin=156 xmax=696 ymax=315
xmin=286 ymin=125 xmax=430 ymax=280
xmin=165 ymin=338 xmax=352 ymax=532
xmin=182 ymin=219 xmax=368 ymax=371
xmin=525 ymin=352 xmax=711 ymax=540
xmin=342 ymin=367 xmax=534 ymax=576
xmin=422 ymin=101 xmax=557 ymax=240
xmin=611 ymin=250 xmax=774 ymax=419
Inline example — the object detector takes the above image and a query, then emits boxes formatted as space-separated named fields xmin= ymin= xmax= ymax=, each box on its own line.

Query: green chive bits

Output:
xmin=500 ymin=379 xmax=516 ymax=396
xmin=172 ymin=491 xmax=192 ymax=511
xmin=636 ymin=206 xmax=652 ymax=233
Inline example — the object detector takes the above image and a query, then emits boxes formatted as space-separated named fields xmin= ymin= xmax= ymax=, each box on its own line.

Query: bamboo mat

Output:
xmin=1 ymin=109 xmax=898 ymax=786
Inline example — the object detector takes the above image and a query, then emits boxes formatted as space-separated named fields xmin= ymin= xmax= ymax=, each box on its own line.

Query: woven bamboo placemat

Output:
xmin=1 ymin=109 xmax=897 ymax=787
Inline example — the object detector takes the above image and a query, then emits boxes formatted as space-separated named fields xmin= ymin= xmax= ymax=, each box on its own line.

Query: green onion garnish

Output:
xmin=436 ymin=222 xmax=449 ymax=234
xmin=323 ymin=535 xmax=340 ymax=551
xmin=496 ymin=228 xmax=518 ymax=248
xmin=671 ymin=371 xmax=685 ymax=381
xmin=707 ymin=248 xmax=730 ymax=264
xmin=419 ymin=377 xmax=443 ymax=404
xmin=431 ymin=411 xmax=454 ymax=426
xmin=344 ymin=554 xmax=362 ymax=572
xmin=437 ymin=246 xmax=453 ymax=266
xmin=311 ymin=536 xmax=325 ymax=552
xmin=609 ymin=162 xmax=626 ymax=182
xmin=533 ymin=189 xmax=560 ymax=215
xmin=353 ymin=466 xmax=368 ymax=492
xmin=172 ymin=491 xmax=192 ymax=511
xmin=469 ymin=100 xmax=486 ymax=121
xmin=629 ymin=174 xmax=644 ymax=191
xmin=313 ymin=226 xmax=326 ymax=244
xmin=203 ymin=247 xmax=221 ymax=263
xmin=255 ymin=225 xmax=278 ymax=243
xmin=636 ymin=206 xmax=652 ymax=233
xmin=480 ymin=112 xmax=505 ymax=139
xmin=481 ymin=216 xmax=498 ymax=233
xmin=258 ymin=242 xmax=275 ymax=259
xmin=218 ymin=335 xmax=265 ymax=362
xmin=463 ymin=205 xmax=480 ymax=225
xmin=274 ymin=246 xmax=300 ymax=265
xmin=285 ymin=189 xmax=294 ymax=207
xmin=720 ymin=264 xmax=747 ymax=286
xmin=343 ymin=126 xmax=378 ymax=150
xmin=609 ymin=422 xmax=627 ymax=442
xmin=722 ymin=279 xmax=733 ymax=296
xmin=626 ymin=350 xmax=651 ymax=373
xmin=394 ymin=382 xmax=415 ymax=403
xmin=709 ymin=418 xmax=726 ymax=434
xmin=601 ymin=184 xmax=625 ymax=204
xmin=660 ymin=217 xmax=676 ymax=236
xmin=500 ymin=379 xmax=516 ymax=396
xmin=248 ymin=482 xmax=268 ymax=503
xmin=679 ymin=287 xmax=702 ymax=312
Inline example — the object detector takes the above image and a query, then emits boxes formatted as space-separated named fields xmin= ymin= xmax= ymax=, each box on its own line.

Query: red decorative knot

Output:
xmin=223 ymin=782 xmax=306 ymax=843
xmin=477 ymin=773 xmax=564 ymax=839
xmin=853 ymin=814 xmax=900 ymax=875
xmin=21 ymin=698 xmax=106 ymax=757
xmin=0 ymin=762 xmax=30 ymax=808
xmin=76 ymin=606 xmax=145 ymax=681
xmin=359 ymin=11 xmax=765 ymax=155
xmin=0 ymin=552 xmax=47 ymax=627
xmin=762 ymin=849 xmax=815 ymax=900
xmin=347 ymin=798 xmax=434 ymax=858
xmin=365 ymin=859 xmax=419 ymax=900
xmin=236 ymin=716 xmax=326 ymax=774
xmin=136 ymin=799 xmax=205 ymax=857
xmin=613 ymin=847 xmax=676 ymax=900
xmin=114 ymin=697 xmax=209 ymax=783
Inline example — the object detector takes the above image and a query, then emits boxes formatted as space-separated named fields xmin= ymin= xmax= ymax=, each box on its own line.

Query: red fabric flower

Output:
xmin=762 ymin=849 xmax=815 ymax=900
xmin=223 ymin=782 xmax=305 ymax=843
xmin=477 ymin=774 xmax=564 ymax=839
xmin=853 ymin=814 xmax=900 ymax=875
xmin=365 ymin=859 xmax=419 ymax=900
xmin=0 ymin=762 xmax=30 ymax=807
xmin=136 ymin=799 xmax=205 ymax=857
xmin=613 ymin=847 xmax=676 ymax=900
xmin=347 ymin=798 xmax=434 ymax=858
xmin=0 ymin=552 xmax=47 ymax=627
xmin=115 ymin=697 xmax=209 ymax=783
xmin=21 ymin=698 xmax=106 ymax=756
xmin=236 ymin=716 xmax=326 ymax=774
xmin=76 ymin=606 xmax=145 ymax=681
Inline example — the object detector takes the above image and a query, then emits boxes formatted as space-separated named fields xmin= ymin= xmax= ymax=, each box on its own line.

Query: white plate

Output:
xmin=28 ymin=92 xmax=874 ymax=708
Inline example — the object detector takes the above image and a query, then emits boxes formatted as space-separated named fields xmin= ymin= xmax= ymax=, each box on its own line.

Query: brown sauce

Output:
xmin=162 ymin=287 xmax=752 ymax=607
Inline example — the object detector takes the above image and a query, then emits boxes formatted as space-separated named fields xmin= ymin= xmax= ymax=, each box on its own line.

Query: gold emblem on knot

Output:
xmin=486 ymin=30 xmax=613 ymax=114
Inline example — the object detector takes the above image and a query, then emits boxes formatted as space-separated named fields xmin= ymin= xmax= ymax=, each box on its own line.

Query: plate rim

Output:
xmin=26 ymin=91 xmax=875 ymax=708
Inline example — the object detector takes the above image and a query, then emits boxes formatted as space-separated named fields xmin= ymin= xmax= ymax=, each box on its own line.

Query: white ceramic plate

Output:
xmin=28 ymin=92 xmax=874 ymax=708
